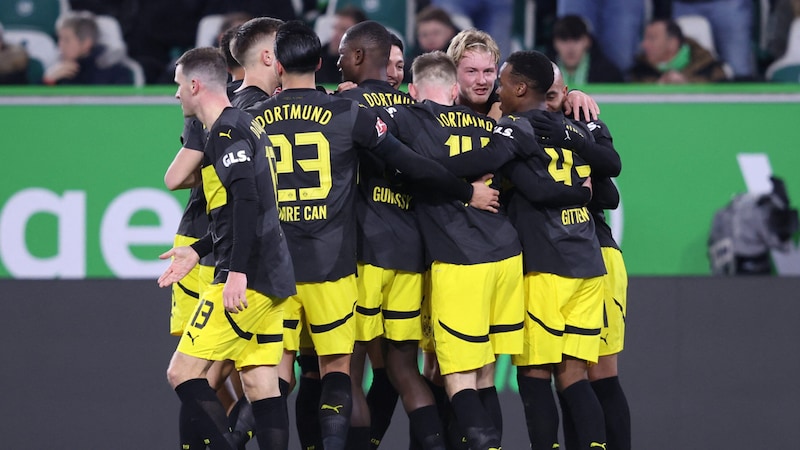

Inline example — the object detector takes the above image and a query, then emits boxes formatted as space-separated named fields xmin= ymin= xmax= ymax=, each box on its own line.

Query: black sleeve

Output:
xmin=180 ymin=117 xmax=206 ymax=151
xmin=501 ymin=159 xmax=592 ymax=207
xmin=590 ymin=177 xmax=620 ymax=210
xmin=576 ymin=119 xmax=621 ymax=178
xmin=190 ymin=233 xmax=213 ymax=258
xmin=228 ymin=177 xmax=258 ymax=273
xmin=370 ymin=132 xmax=473 ymax=204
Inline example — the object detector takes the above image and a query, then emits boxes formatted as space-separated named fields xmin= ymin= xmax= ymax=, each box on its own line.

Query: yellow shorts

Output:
xmin=283 ymin=275 xmax=357 ymax=356
xmin=356 ymin=263 xmax=424 ymax=342
xmin=170 ymin=234 xmax=214 ymax=336
xmin=512 ymin=272 xmax=604 ymax=367
xmin=599 ymin=247 xmax=628 ymax=356
xmin=176 ymin=283 xmax=285 ymax=370
xmin=431 ymin=255 xmax=524 ymax=375
xmin=420 ymin=270 xmax=435 ymax=353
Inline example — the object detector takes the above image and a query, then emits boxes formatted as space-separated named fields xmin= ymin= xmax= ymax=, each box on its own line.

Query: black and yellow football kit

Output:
xmin=339 ymin=80 xmax=424 ymax=342
xmin=177 ymin=107 xmax=296 ymax=368
xmin=251 ymin=88 xmax=473 ymax=354
xmin=384 ymin=100 xmax=525 ymax=375
xmin=492 ymin=110 xmax=606 ymax=367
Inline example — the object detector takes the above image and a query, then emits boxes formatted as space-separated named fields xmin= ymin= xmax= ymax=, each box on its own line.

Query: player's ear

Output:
xmin=516 ymin=80 xmax=527 ymax=97
xmin=316 ymin=57 xmax=322 ymax=71
xmin=262 ymin=49 xmax=272 ymax=66
xmin=408 ymin=83 xmax=419 ymax=101
xmin=354 ymin=48 xmax=364 ymax=65
xmin=275 ymin=60 xmax=285 ymax=78
xmin=449 ymin=83 xmax=458 ymax=103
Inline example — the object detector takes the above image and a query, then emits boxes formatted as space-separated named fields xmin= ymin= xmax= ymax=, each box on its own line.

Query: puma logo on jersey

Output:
xmin=590 ymin=443 xmax=607 ymax=449
xmin=222 ymin=150 xmax=251 ymax=167
xmin=600 ymin=334 xmax=609 ymax=345
xmin=186 ymin=331 xmax=199 ymax=344
xmin=219 ymin=129 xmax=232 ymax=139
xmin=321 ymin=404 xmax=343 ymax=414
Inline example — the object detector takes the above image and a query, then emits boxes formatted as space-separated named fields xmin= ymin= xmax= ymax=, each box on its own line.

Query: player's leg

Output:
xmin=432 ymin=261 xmax=499 ymax=450
xmin=555 ymin=276 xmax=607 ymax=450
xmin=305 ymin=276 xmax=359 ymax=450
xmin=366 ymin=337 xmax=399 ymax=449
xmin=587 ymin=246 xmax=631 ymax=450
xmin=516 ymin=365 xmax=559 ymax=450
xmin=348 ymin=340 xmax=372 ymax=450
xmin=240 ymin=365 xmax=287 ymax=450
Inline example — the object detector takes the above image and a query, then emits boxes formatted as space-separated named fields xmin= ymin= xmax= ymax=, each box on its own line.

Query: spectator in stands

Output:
xmin=317 ymin=5 xmax=367 ymax=84
xmin=629 ymin=18 xmax=727 ymax=83
xmin=412 ymin=6 xmax=459 ymax=58
xmin=766 ymin=0 xmax=800 ymax=62
xmin=201 ymin=0 xmax=296 ymax=21
xmin=550 ymin=15 xmax=624 ymax=85
xmin=0 ymin=22 xmax=30 ymax=84
xmin=43 ymin=11 xmax=132 ymax=85
xmin=672 ymin=0 xmax=755 ymax=80
xmin=432 ymin=0 xmax=513 ymax=60
xmin=557 ymin=0 xmax=645 ymax=74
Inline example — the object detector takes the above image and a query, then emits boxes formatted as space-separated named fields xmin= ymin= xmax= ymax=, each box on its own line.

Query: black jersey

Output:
xmin=175 ymin=117 xmax=214 ymax=266
xmin=497 ymin=110 xmax=605 ymax=278
xmin=201 ymin=107 xmax=296 ymax=298
xmin=231 ymin=85 xmax=270 ymax=109
xmin=252 ymin=88 xmax=390 ymax=282
xmin=577 ymin=118 xmax=621 ymax=251
xmin=385 ymin=101 xmax=521 ymax=265
xmin=338 ymin=79 xmax=423 ymax=272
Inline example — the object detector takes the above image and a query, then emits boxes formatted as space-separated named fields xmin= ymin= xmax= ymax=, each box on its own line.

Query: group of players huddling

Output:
xmin=157 ymin=16 xmax=629 ymax=450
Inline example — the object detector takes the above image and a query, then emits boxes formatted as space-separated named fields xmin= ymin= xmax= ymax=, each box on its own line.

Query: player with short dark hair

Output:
xmin=490 ymin=50 xmax=608 ymax=450
xmin=387 ymin=33 xmax=405 ymax=89
xmin=259 ymin=21 xmax=498 ymax=450
xmin=229 ymin=17 xmax=285 ymax=107
xmin=539 ymin=63 xmax=630 ymax=450
xmin=159 ymin=46 xmax=297 ymax=450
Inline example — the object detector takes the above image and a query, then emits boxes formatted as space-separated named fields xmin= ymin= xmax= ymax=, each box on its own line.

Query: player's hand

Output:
xmin=469 ymin=174 xmax=500 ymax=213
xmin=157 ymin=246 xmax=200 ymax=287
xmin=563 ymin=90 xmax=599 ymax=122
xmin=336 ymin=81 xmax=358 ymax=93
xmin=223 ymin=271 xmax=249 ymax=313
xmin=531 ymin=111 xmax=587 ymax=152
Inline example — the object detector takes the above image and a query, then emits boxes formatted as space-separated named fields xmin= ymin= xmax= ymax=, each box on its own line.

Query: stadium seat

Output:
xmin=511 ymin=0 xmax=536 ymax=52
xmin=95 ymin=15 xmax=145 ymax=87
xmin=195 ymin=14 xmax=224 ymax=48
xmin=2 ymin=28 xmax=58 ymax=83
xmin=766 ymin=18 xmax=800 ymax=82
xmin=675 ymin=14 xmax=717 ymax=56
xmin=676 ymin=14 xmax=734 ymax=79
xmin=0 ymin=0 xmax=69 ymax=37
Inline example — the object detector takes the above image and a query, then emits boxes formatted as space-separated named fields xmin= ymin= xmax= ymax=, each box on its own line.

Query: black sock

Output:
xmin=557 ymin=391 xmax=579 ymax=450
xmin=227 ymin=396 xmax=254 ymax=450
xmin=319 ymin=371 xmax=353 ymax=450
xmin=296 ymin=375 xmax=323 ymax=450
xmin=561 ymin=380 xmax=607 ymax=449
xmin=252 ymin=396 xmax=288 ymax=450
xmin=367 ymin=368 xmax=399 ymax=449
xmin=449 ymin=389 xmax=501 ymax=450
xmin=516 ymin=374 xmax=559 ymax=450
xmin=423 ymin=377 xmax=450 ymax=425
xmin=478 ymin=386 xmax=503 ymax=437
xmin=346 ymin=426 xmax=371 ymax=450
xmin=409 ymin=405 xmax=446 ymax=450
xmin=178 ymin=402 xmax=207 ymax=449
xmin=592 ymin=376 xmax=631 ymax=450
xmin=174 ymin=378 xmax=234 ymax=450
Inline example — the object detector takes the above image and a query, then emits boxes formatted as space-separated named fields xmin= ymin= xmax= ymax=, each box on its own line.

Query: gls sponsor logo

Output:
xmin=222 ymin=150 xmax=251 ymax=167
xmin=493 ymin=126 xmax=513 ymax=138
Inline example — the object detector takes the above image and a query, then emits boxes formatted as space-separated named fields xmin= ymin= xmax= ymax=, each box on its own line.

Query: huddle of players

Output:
xmin=159 ymin=15 xmax=629 ymax=450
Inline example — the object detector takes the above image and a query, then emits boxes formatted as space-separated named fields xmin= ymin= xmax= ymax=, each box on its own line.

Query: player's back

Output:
xmin=339 ymin=80 xmax=424 ymax=273
xmin=390 ymin=100 xmax=521 ymax=265
xmin=252 ymin=88 xmax=366 ymax=282
xmin=202 ymin=107 xmax=295 ymax=298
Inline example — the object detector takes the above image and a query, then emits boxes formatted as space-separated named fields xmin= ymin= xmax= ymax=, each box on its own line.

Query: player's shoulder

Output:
xmin=209 ymin=108 xmax=253 ymax=140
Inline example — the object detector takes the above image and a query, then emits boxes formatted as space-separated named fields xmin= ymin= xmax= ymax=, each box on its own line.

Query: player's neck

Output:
xmin=239 ymin=69 xmax=278 ymax=96
xmin=197 ymin=95 xmax=232 ymax=129
xmin=280 ymin=72 xmax=316 ymax=90
xmin=459 ymin=97 xmax=490 ymax=116
xmin=357 ymin=67 xmax=387 ymax=84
